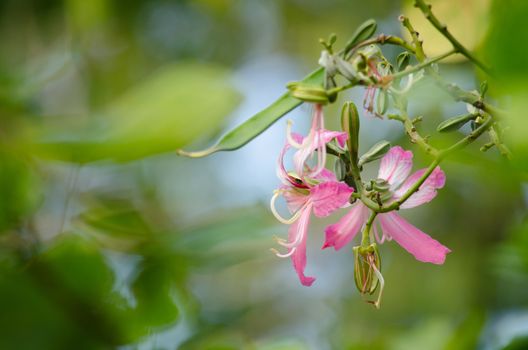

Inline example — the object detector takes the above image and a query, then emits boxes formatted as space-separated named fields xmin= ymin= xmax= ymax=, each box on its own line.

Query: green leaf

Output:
xmin=344 ymin=19 xmax=377 ymax=54
xmin=177 ymin=68 xmax=324 ymax=158
xmin=436 ymin=113 xmax=475 ymax=133
xmin=126 ymin=259 xmax=179 ymax=332
xmin=27 ymin=63 xmax=242 ymax=163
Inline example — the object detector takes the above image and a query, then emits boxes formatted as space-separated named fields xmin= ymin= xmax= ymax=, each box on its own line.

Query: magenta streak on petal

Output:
xmin=394 ymin=166 xmax=446 ymax=209
xmin=322 ymin=202 xmax=369 ymax=250
xmin=378 ymin=212 xmax=451 ymax=264
xmin=378 ymin=146 xmax=413 ymax=190
xmin=310 ymin=182 xmax=354 ymax=218
xmin=288 ymin=204 xmax=316 ymax=286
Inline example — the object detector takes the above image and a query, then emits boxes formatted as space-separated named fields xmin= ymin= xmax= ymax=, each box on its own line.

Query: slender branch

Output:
xmin=438 ymin=117 xmax=493 ymax=157
xmin=345 ymin=34 xmax=416 ymax=59
xmin=400 ymin=15 xmax=426 ymax=61
xmin=399 ymin=15 xmax=503 ymax=123
xmin=390 ymin=98 xmax=439 ymax=158
xmin=488 ymin=124 xmax=512 ymax=159
xmin=390 ymin=49 xmax=457 ymax=81
xmin=413 ymin=0 xmax=492 ymax=75
xmin=360 ymin=117 xmax=494 ymax=213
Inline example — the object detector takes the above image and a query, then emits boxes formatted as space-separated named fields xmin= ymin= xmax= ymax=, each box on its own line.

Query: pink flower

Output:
xmin=271 ymin=137 xmax=353 ymax=286
xmin=286 ymin=104 xmax=347 ymax=178
xmin=323 ymin=146 xmax=450 ymax=264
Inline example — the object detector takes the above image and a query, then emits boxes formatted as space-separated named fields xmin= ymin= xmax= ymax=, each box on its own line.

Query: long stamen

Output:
xmin=270 ymin=190 xmax=305 ymax=225
xmin=270 ymin=247 xmax=297 ymax=258
xmin=286 ymin=120 xmax=303 ymax=148
xmin=369 ymin=257 xmax=385 ymax=310
xmin=312 ymin=141 xmax=327 ymax=177
xmin=273 ymin=228 xmax=303 ymax=248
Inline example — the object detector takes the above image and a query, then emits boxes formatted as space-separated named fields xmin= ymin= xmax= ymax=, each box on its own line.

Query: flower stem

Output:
xmin=360 ymin=116 xmax=494 ymax=213
xmin=390 ymin=49 xmax=457 ymax=81
xmin=362 ymin=211 xmax=378 ymax=247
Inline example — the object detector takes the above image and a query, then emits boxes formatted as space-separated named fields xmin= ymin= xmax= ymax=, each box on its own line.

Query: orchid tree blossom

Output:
xmin=323 ymin=146 xmax=450 ymax=265
xmin=271 ymin=134 xmax=353 ymax=286
xmin=286 ymin=104 xmax=348 ymax=178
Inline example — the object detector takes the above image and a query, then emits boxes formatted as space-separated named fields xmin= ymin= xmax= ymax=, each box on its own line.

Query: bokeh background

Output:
xmin=1 ymin=0 xmax=528 ymax=349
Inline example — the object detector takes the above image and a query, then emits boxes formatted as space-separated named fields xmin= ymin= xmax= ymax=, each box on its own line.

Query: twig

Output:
xmin=413 ymin=0 xmax=492 ymax=75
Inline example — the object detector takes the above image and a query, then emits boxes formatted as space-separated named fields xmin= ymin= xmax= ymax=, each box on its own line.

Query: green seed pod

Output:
xmin=436 ymin=113 xmax=476 ymax=133
xmin=353 ymin=244 xmax=381 ymax=295
xmin=341 ymin=102 xmax=360 ymax=164
xmin=358 ymin=140 xmax=391 ymax=166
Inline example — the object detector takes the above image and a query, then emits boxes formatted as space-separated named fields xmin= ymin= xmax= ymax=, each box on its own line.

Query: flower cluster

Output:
xmin=270 ymin=104 xmax=451 ymax=294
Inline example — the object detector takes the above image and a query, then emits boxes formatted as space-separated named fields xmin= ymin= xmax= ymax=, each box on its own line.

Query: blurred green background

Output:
xmin=1 ymin=0 xmax=527 ymax=349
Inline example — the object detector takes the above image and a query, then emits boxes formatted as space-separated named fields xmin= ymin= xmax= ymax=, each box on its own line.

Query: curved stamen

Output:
xmin=286 ymin=120 xmax=303 ymax=149
xmin=270 ymin=190 xmax=305 ymax=225
xmin=369 ymin=256 xmax=385 ymax=310
xmin=273 ymin=228 xmax=303 ymax=248
xmin=389 ymin=73 xmax=414 ymax=95
xmin=270 ymin=247 xmax=297 ymax=258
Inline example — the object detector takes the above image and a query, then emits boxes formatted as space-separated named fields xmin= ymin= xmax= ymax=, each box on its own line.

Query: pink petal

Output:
xmin=282 ymin=187 xmax=309 ymax=214
xmin=313 ymin=168 xmax=337 ymax=182
xmin=293 ymin=140 xmax=318 ymax=176
xmin=322 ymin=202 xmax=369 ymax=250
xmin=378 ymin=212 xmax=451 ymax=264
xmin=310 ymin=182 xmax=354 ymax=218
xmin=289 ymin=205 xmax=316 ymax=286
xmin=378 ymin=146 xmax=413 ymax=189
xmin=291 ymin=132 xmax=304 ymax=145
xmin=394 ymin=166 xmax=446 ymax=209
xmin=319 ymin=130 xmax=348 ymax=148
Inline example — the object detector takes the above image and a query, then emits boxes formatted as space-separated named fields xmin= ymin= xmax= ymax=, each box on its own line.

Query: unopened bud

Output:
xmin=437 ymin=113 xmax=476 ymax=133
xmin=341 ymin=102 xmax=360 ymax=164
xmin=287 ymin=83 xmax=329 ymax=104
xmin=358 ymin=140 xmax=391 ymax=166
xmin=353 ymin=243 xmax=381 ymax=295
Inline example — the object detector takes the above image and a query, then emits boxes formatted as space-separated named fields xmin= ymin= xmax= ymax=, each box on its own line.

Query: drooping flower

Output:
xmin=323 ymin=146 xmax=450 ymax=265
xmin=271 ymin=130 xmax=353 ymax=286
xmin=286 ymin=104 xmax=348 ymax=178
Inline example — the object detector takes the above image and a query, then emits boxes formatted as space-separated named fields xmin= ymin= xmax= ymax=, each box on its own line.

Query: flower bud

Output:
xmin=344 ymin=19 xmax=377 ymax=55
xmin=436 ymin=113 xmax=476 ymax=133
xmin=358 ymin=140 xmax=391 ymax=166
xmin=287 ymin=83 xmax=329 ymax=104
xmin=375 ymin=89 xmax=389 ymax=116
xmin=341 ymin=102 xmax=360 ymax=164
xmin=353 ymin=243 xmax=381 ymax=295
xmin=396 ymin=51 xmax=411 ymax=71
xmin=335 ymin=57 xmax=358 ymax=81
